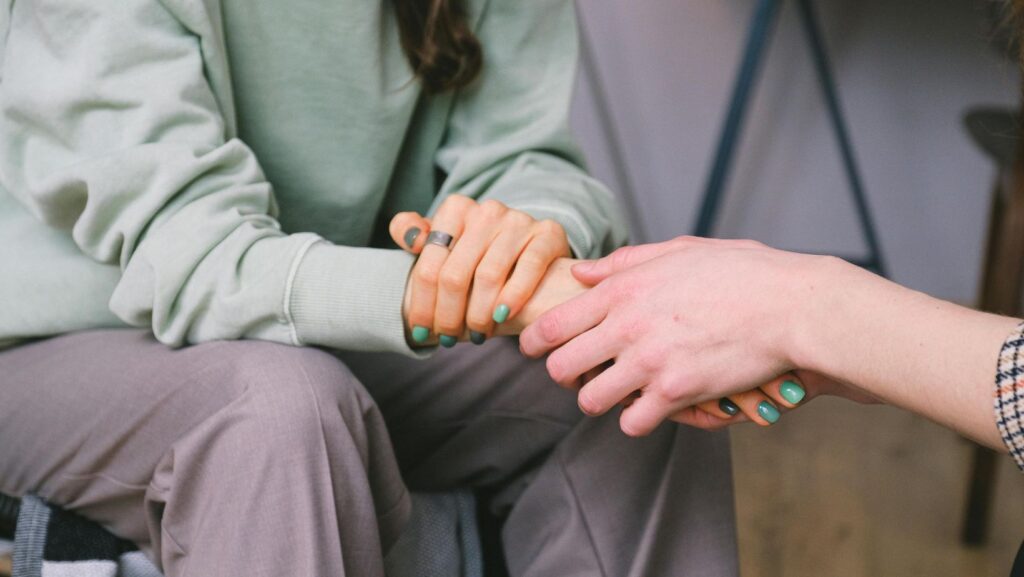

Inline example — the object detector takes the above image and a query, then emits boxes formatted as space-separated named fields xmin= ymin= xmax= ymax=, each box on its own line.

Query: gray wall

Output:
xmin=570 ymin=0 xmax=1019 ymax=304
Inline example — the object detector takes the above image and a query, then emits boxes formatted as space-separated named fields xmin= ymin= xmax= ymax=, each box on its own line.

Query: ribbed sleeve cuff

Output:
xmin=288 ymin=241 xmax=427 ymax=357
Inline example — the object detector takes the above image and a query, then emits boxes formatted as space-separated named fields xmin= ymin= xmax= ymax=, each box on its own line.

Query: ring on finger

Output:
xmin=426 ymin=231 xmax=455 ymax=249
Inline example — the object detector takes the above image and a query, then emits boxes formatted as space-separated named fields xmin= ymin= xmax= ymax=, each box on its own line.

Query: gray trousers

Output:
xmin=0 ymin=329 xmax=738 ymax=576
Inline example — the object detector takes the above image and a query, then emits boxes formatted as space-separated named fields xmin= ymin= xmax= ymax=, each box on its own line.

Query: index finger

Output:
xmin=519 ymin=284 xmax=611 ymax=358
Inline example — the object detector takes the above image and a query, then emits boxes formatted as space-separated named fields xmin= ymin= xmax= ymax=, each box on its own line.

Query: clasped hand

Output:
xmin=393 ymin=202 xmax=871 ymax=435
xmin=520 ymin=236 xmax=877 ymax=436
xmin=390 ymin=195 xmax=573 ymax=344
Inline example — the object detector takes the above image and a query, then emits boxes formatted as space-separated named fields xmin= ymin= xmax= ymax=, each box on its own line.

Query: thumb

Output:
xmin=389 ymin=212 xmax=432 ymax=254
xmin=573 ymin=238 xmax=695 ymax=284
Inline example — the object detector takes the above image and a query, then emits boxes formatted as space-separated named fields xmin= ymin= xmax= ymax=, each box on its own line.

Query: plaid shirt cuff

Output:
xmin=995 ymin=321 xmax=1024 ymax=471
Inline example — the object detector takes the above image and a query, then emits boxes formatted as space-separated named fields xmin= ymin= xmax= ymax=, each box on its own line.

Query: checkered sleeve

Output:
xmin=995 ymin=322 xmax=1024 ymax=471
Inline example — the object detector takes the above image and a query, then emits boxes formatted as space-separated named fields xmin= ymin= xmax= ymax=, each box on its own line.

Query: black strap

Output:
xmin=0 ymin=492 xmax=19 ymax=540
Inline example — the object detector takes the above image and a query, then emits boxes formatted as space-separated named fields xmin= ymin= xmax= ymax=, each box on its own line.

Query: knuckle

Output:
xmin=633 ymin=349 xmax=663 ymax=374
xmin=578 ymin=389 xmax=601 ymax=416
xmin=546 ymin=353 xmax=576 ymax=386
xmin=439 ymin=267 xmax=470 ymax=293
xmin=517 ymin=252 xmax=548 ymax=270
xmin=444 ymin=194 xmax=473 ymax=209
xmin=620 ymin=317 xmax=648 ymax=343
xmin=609 ymin=246 xmax=633 ymax=269
xmin=537 ymin=314 xmax=563 ymax=344
xmin=479 ymin=199 xmax=507 ymax=218
xmin=608 ymin=276 xmax=640 ymax=303
xmin=545 ymin=355 xmax=566 ymax=384
xmin=505 ymin=210 xmax=534 ymax=228
xmin=415 ymin=264 xmax=440 ymax=286
xmin=620 ymin=417 xmax=646 ymax=438
xmin=536 ymin=219 xmax=565 ymax=236
xmin=657 ymin=377 xmax=691 ymax=404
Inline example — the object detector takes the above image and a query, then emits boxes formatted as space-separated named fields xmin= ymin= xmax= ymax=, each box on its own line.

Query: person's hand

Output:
xmin=390 ymin=195 xmax=571 ymax=346
xmin=507 ymin=257 xmax=588 ymax=332
xmin=520 ymin=237 xmax=876 ymax=436
xmin=666 ymin=370 xmax=877 ymax=431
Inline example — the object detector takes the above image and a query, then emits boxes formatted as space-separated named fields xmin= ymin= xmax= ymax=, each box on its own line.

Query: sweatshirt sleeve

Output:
xmin=433 ymin=0 xmax=628 ymax=259
xmin=0 ymin=0 xmax=419 ymax=355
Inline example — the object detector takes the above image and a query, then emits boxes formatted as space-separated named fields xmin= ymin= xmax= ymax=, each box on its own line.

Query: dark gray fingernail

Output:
xmin=469 ymin=331 xmax=486 ymax=345
xmin=403 ymin=227 xmax=421 ymax=249
xmin=719 ymin=398 xmax=740 ymax=416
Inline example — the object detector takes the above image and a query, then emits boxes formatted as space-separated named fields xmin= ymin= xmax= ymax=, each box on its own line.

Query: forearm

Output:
xmin=793 ymin=257 xmax=1019 ymax=449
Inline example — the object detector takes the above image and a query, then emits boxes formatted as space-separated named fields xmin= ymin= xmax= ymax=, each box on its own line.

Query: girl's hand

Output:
xmin=672 ymin=371 xmax=879 ymax=431
xmin=389 ymin=195 xmax=571 ymax=346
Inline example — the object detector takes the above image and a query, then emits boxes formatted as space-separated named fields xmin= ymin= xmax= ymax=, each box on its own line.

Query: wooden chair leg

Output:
xmin=963 ymin=445 xmax=999 ymax=545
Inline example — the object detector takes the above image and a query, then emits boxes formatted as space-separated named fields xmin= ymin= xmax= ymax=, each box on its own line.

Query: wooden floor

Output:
xmin=2 ymin=398 xmax=1020 ymax=577
xmin=732 ymin=397 xmax=1024 ymax=577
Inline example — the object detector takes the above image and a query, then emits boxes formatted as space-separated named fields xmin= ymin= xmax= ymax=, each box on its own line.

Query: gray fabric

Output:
xmin=10 ymin=491 xmax=476 ymax=577
xmin=0 ymin=329 xmax=738 ymax=576
xmin=117 ymin=552 xmax=163 ymax=577
xmin=10 ymin=494 xmax=165 ymax=577
xmin=12 ymin=495 xmax=47 ymax=577
xmin=384 ymin=492 xmax=482 ymax=577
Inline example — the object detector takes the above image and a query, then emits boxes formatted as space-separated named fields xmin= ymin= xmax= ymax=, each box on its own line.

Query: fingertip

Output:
xmin=390 ymin=213 xmax=431 ymax=253
xmin=619 ymin=408 xmax=655 ymax=438
xmin=494 ymin=293 xmax=524 ymax=324
xmin=571 ymin=259 xmax=605 ymax=284
xmin=778 ymin=378 xmax=806 ymax=406
xmin=620 ymin=420 xmax=647 ymax=438
xmin=756 ymin=400 xmax=781 ymax=425
xmin=761 ymin=376 xmax=806 ymax=409
xmin=572 ymin=260 xmax=595 ymax=274
xmin=403 ymin=227 xmax=422 ymax=252
xmin=577 ymin=389 xmax=602 ymax=416
xmin=518 ymin=326 xmax=543 ymax=358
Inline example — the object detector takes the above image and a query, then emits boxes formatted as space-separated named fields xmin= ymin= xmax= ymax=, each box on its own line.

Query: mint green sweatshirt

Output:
xmin=0 ymin=0 xmax=626 ymax=355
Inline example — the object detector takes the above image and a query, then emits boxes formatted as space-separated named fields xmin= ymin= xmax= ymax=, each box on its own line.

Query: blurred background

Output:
xmin=569 ymin=0 xmax=1024 ymax=575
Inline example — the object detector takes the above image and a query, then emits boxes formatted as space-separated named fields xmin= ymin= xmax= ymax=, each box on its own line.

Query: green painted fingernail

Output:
xmin=719 ymin=398 xmax=740 ymax=416
xmin=403 ymin=227 xmax=421 ymax=249
xmin=411 ymin=326 xmax=430 ymax=343
xmin=439 ymin=334 xmax=458 ymax=348
xmin=492 ymin=304 xmax=510 ymax=324
xmin=758 ymin=401 xmax=780 ymax=424
xmin=780 ymin=380 xmax=805 ymax=404
xmin=469 ymin=331 xmax=487 ymax=345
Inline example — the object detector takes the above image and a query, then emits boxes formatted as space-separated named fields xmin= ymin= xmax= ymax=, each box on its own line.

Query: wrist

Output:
xmin=500 ymin=258 xmax=586 ymax=335
xmin=787 ymin=255 xmax=857 ymax=375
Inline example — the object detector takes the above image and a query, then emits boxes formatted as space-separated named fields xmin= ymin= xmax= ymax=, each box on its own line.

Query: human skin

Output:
xmin=390 ymin=196 xmax=571 ymax=347
xmin=402 ymin=256 xmax=588 ymax=345
xmin=519 ymin=236 xmax=1019 ymax=451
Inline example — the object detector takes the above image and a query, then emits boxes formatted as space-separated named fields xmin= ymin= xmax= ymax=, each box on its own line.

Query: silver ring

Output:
xmin=426 ymin=231 xmax=454 ymax=249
